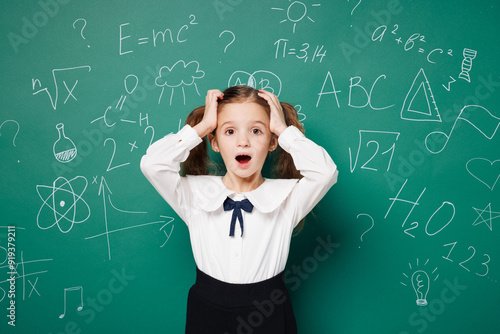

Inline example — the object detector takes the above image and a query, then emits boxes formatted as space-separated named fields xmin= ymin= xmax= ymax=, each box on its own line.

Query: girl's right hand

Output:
xmin=194 ymin=89 xmax=223 ymax=137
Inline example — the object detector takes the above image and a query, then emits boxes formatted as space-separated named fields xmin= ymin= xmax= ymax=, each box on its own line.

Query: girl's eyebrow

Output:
xmin=219 ymin=120 xmax=267 ymax=128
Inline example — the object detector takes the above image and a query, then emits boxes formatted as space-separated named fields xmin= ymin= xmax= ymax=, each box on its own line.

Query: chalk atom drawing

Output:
xmin=36 ymin=176 xmax=91 ymax=233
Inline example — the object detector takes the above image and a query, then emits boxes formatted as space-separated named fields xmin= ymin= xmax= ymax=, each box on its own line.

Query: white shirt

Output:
xmin=140 ymin=124 xmax=338 ymax=283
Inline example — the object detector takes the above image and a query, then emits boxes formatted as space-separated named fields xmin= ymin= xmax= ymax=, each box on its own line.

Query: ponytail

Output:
xmin=271 ymin=102 xmax=307 ymax=234
xmin=180 ymin=106 xmax=214 ymax=176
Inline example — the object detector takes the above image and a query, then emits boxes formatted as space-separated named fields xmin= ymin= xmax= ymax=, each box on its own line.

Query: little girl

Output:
xmin=141 ymin=85 xmax=338 ymax=333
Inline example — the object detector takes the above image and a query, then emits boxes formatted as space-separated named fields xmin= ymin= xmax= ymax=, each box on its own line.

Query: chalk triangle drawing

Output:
xmin=401 ymin=68 xmax=442 ymax=122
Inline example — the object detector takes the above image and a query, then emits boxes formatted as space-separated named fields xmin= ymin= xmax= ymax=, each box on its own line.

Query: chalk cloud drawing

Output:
xmin=36 ymin=176 xmax=91 ymax=233
xmin=401 ymin=68 xmax=441 ymax=122
xmin=425 ymin=105 xmax=500 ymax=154
xmin=466 ymin=158 xmax=500 ymax=190
xmin=155 ymin=60 xmax=205 ymax=105
xmin=271 ymin=1 xmax=321 ymax=33
xmin=53 ymin=123 xmax=77 ymax=163
xmin=400 ymin=259 xmax=439 ymax=306
xmin=472 ymin=203 xmax=499 ymax=231
xmin=228 ymin=70 xmax=282 ymax=97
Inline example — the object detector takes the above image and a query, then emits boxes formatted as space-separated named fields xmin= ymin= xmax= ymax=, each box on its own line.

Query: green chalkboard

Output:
xmin=1 ymin=0 xmax=499 ymax=333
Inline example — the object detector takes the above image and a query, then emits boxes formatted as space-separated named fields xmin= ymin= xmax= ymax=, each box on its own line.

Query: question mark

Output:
xmin=0 ymin=120 xmax=20 ymax=147
xmin=73 ymin=18 xmax=90 ymax=48
xmin=349 ymin=0 xmax=362 ymax=15
xmin=356 ymin=213 xmax=374 ymax=246
xmin=219 ymin=30 xmax=235 ymax=53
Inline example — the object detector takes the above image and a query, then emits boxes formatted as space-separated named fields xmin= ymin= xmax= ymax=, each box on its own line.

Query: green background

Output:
xmin=1 ymin=0 xmax=499 ymax=333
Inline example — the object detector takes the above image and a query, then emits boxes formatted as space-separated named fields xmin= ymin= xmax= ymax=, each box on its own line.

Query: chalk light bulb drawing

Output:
xmin=411 ymin=270 xmax=430 ymax=306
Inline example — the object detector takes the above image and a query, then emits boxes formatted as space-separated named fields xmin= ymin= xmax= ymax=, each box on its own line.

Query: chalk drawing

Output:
xmin=155 ymin=60 xmax=205 ymax=105
xmin=53 ymin=123 xmax=77 ymax=163
xmin=472 ymin=203 xmax=499 ymax=231
xmin=272 ymin=1 xmax=321 ymax=33
xmin=401 ymin=68 xmax=441 ymax=122
xmin=36 ymin=176 xmax=91 ymax=234
xmin=400 ymin=259 xmax=438 ymax=307
xmin=59 ymin=286 xmax=83 ymax=318
xmin=466 ymin=158 xmax=500 ymax=190
xmin=85 ymin=177 xmax=175 ymax=260
xmin=459 ymin=48 xmax=477 ymax=82
xmin=425 ymin=105 xmax=500 ymax=154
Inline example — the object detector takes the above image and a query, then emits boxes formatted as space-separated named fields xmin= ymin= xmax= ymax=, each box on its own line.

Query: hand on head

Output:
xmin=257 ymin=89 xmax=288 ymax=136
xmin=194 ymin=89 xmax=223 ymax=138
xmin=194 ymin=88 xmax=288 ymax=138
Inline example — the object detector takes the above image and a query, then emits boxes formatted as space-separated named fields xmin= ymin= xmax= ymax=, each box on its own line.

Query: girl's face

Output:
xmin=209 ymin=102 xmax=277 ymax=186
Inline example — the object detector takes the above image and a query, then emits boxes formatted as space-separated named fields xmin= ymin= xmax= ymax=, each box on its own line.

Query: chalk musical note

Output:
xmin=425 ymin=105 xmax=500 ymax=154
xmin=59 ymin=286 xmax=83 ymax=318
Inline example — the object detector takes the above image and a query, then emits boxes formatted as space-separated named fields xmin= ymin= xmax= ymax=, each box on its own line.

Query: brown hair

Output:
xmin=181 ymin=85 xmax=307 ymax=233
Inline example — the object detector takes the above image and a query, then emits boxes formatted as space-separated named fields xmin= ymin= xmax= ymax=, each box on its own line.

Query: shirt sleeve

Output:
xmin=140 ymin=125 xmax=202 ymax=225
xmin=278 ymin=125 xmax=338 ymax=226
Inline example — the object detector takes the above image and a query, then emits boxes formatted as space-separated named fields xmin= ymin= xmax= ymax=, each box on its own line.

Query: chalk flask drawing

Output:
xmin=53 ymin=123 xmax=77 ymax=163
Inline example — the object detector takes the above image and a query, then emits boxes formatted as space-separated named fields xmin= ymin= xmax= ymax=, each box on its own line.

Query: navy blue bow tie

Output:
xmin=223 ymin=197 xmax=254 ymax=237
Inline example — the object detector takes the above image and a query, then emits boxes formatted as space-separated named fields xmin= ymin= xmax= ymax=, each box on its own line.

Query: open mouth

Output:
xmin=235 ymin=155 xmax=252 ymax=164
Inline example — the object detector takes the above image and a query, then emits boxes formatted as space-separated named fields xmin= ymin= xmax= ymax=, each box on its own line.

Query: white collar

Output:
xmin=186 ymin=175 xmax=298 ymax=213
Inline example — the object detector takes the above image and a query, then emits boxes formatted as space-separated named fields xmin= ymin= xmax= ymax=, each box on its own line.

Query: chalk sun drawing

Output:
xmin=272 ymin=1 xmax=321 ymax=34
xmin=36 ymin=176 xmax=91 ymax=233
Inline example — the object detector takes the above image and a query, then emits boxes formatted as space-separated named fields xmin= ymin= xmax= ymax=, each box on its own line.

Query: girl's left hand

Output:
xmin=258 ymin=89 xmax=288 ymax=136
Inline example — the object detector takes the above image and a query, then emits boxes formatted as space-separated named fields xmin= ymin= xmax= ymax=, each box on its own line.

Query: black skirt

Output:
xmin=186 ymin=268 xmax=297 ymax=334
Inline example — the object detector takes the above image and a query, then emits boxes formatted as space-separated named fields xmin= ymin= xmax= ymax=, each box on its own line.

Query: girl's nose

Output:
xmin=237 ymin=134 xmax=250 ymax=147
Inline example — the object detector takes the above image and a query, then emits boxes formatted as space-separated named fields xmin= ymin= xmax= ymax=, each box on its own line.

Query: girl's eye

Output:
xmin=225 ymin=129 xmax=234 ymax=135
xmin=252 ymin=129 xmax=262 ymax=135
